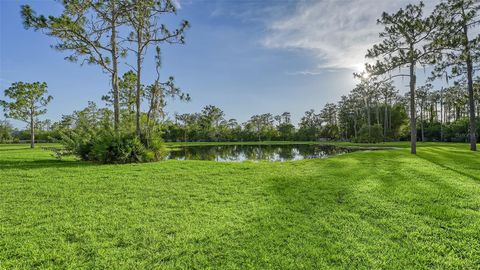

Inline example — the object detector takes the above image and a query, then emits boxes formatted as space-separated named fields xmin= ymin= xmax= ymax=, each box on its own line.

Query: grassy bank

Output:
xmin=0 ymin=142 xmax=479 ymax=269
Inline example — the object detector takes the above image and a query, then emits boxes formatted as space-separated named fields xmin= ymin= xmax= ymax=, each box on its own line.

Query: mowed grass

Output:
xmin=0 ymin=142 xmax=479 ymax=269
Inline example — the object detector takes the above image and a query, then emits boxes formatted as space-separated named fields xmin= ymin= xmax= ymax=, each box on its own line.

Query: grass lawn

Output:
xmin=0 ymin=142 xmax=479 ymax=269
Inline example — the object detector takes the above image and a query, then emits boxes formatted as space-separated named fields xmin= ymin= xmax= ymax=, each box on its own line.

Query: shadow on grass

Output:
xmin=417 ymin=148 xmax=480 ymax=182
xmin=417 ymin=156 xmax=480 ymax=182
xmin=255 ymin=151 xmax=479 ymax=268
xmin=0 ymin=147 xmax=31 ymax=152
xmin=0 ymin=159 xmax=94 ymax=170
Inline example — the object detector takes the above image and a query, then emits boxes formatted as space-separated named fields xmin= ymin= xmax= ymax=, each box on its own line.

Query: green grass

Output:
xmin=0 ymin=142 xmax=479 ymax=269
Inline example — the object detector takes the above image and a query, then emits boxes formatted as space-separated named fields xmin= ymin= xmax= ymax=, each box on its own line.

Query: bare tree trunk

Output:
xmin=136 ymin=31 xmax=142 ymax=137
xmin=409 ymin=61 xmax=417 ymax=154
xmin=353 ymin=118 xmax=358 ymax=138
xmin=111 ymin=3 xmax=120 ymax=132
xmin=420 ymin=105 xmax=425 ymax=142
xmin=389 ymin=102 xmax=392 ymax=130
xmin=366 ymin=100 xmax=371 ymax=136
xmin=384 ymin=98 xmax=388 ymax=139
xmin=30 ymin=112 xmax=35 ymax=149
xmin=463 ymin=23 xmax=477 ymax=151
xmin=440 ymin=89 xmax=444 ymax=142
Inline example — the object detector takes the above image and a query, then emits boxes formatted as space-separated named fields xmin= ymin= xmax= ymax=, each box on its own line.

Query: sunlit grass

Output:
xmin=0 ymin=142 xmax=479 ymax=268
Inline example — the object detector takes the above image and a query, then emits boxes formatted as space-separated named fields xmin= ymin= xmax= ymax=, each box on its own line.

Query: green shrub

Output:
xmin=56 ymin=130 xmax=167 ymax=164
xmin=89 ymin=134 xmax=150 ymax=164
xmin=145 ymin=134 xmax=168 ymax=161
xmin=59 ymin=131 xmax=94 ymax=160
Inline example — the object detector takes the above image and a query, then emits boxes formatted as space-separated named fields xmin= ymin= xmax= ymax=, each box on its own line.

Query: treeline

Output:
xmin=115 ymin=77 xmax=480 ymax=143
xmin=2 ymin=80 xmax=479 ymax=144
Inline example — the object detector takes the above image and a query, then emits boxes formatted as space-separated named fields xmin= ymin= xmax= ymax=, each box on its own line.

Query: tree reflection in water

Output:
xmin=167 ymin=144 xmax=362 ymax=161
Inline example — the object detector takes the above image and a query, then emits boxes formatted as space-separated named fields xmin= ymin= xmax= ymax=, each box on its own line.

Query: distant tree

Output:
xmin=246 ymin=114 xmax=275 ymax=141
xmin=118 ymin=71 xmax=138 ymax=115
xmin=277 ymin=123 xmax=295 ymax=141
xmin=416 ymin=84 xmax=433 ymax=142
xmin=201 ymin=105 xmax=225 ymax=141
xmin=103 ymin=70 xmax=138 ymax=116
xmin=338 ymin=94 xmax=364 ymax=139
xmin=320 ymin=103 xmax=339 ymax=139
xmin=0 ymin=120 xmax=13 ymax=143
xmin=201 ymin=105 xmax=225 ymax=128
xmin=227 ymin=118 xmax=239 ymax=129
xmin=352 ymin=72 xmax=381 ymax=137
xmin=36 ymin=119 xmax=53 ymax=131
xmin=430 ymin=0 xmax=479 ymax=151
xmin=123 ymin=0 xmax=189 ymax=136
xmin=281 ymin=112 xmax=291 ymax=124
xmin=225 ymin=118 xmax=241 ymax=141
xmin=0 ymin=82 xmax=53 ymax=148
xmin=22 ymin=1 xmax=125 ymax=131
xmin=145 ymin=48 xmax=189 ymax=134
xmin=274 ymin=115 xmax=282 ymax=126
xmin=320 ymin=103 xmax=338 ymax=127
xmin=298 ymin=109 xmax=322 ymax=140
xmin=175 ymin=113 xmax=194 ymax=142
xmin=378 ymin=80 xmax=398 ymax=138
xmin=367 ymin=2 xmax=438 ymax=154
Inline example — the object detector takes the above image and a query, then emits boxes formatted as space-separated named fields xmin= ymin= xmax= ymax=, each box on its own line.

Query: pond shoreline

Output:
xmin=166 ymin=144 xmax=396 ymax=162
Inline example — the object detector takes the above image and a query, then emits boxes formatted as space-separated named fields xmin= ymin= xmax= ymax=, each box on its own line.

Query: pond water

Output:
xmin=166 ymin=144 xmax=379 ymax=162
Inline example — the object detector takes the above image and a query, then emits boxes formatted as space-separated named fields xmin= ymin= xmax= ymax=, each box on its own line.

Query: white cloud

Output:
xmin=285 ymin=70 xmax=325 ymax=76
xmin=262 ymin=0 xmax=436 ymax=72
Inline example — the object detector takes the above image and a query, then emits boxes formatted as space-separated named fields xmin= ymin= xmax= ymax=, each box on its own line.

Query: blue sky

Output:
xmin=0 ymin=0 xmax=439 ymax=128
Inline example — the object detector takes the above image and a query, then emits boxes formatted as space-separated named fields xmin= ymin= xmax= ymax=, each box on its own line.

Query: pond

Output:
xmin=166 ymin=144 xmax=385 ymax=162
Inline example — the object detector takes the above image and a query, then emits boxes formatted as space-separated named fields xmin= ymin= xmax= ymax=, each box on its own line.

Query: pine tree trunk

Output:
xmin=421 ymin=106 xmax=425 ymax=142
xmin=366 ymin=100 xmax=371 ymax=137
xmin=111 ymin=4 xmax=120 ymax=132
xmin=409 ymin=61 xmax=417 ymax=154
xmin=136 ymin=30 xmax=142 ymax=137
xmin=30 ymin=112 xmax=35 ymax=149
xmin=353 ymin=117 xmax=357 ymax=138
xmin=463 ymin=23 xmax=477 ymax=151
xmin=384 ymin=98 xmax=388 ymax=139
xmin=440 ymin=89 xmax=444 ymax=142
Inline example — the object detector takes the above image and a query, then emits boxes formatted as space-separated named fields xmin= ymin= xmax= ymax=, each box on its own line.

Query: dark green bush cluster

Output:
xmin=58 ymin=131 xmax=167 ymax=164
xmin=90 ymin=134 xmax=151 ymax=163
xmin=47 ymin=102 xmax=167 ymax=164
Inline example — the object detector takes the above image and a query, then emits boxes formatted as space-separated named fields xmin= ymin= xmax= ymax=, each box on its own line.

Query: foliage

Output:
xmin=123 ymin=0 xmax=189 ymax=135
xmin=21 ymin=1 xmax=125 ymax=129
xmin=51 ymin=102 xmax=166 ymax=163
xmin=21 ymin=1 xmax=190 ymax=133
xmin=0 ymin=120 xmax=13 ymax=143
xmin=0 ymin=81 xmax=52 ymax=148
xmin=366 ymin=2 xmax=439 ymax=154
xmin=59 ymin=130 xmax=167 ymax=164
xmin=355 ymin=124 xmax=383 ymax=143
xmin=429 ymin=0 xmax=480 ymax=150
xmin=89 ymin=133 xmax=150 ymax=164
xmin=103 ymin=70 xmax=138 ymax=116
xmin=1 ymin=82 xmax=52 ymax=123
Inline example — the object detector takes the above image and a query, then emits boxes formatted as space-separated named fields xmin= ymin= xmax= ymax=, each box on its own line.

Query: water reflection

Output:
xmin=167 ymin=144 xmax=362 ymax=162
